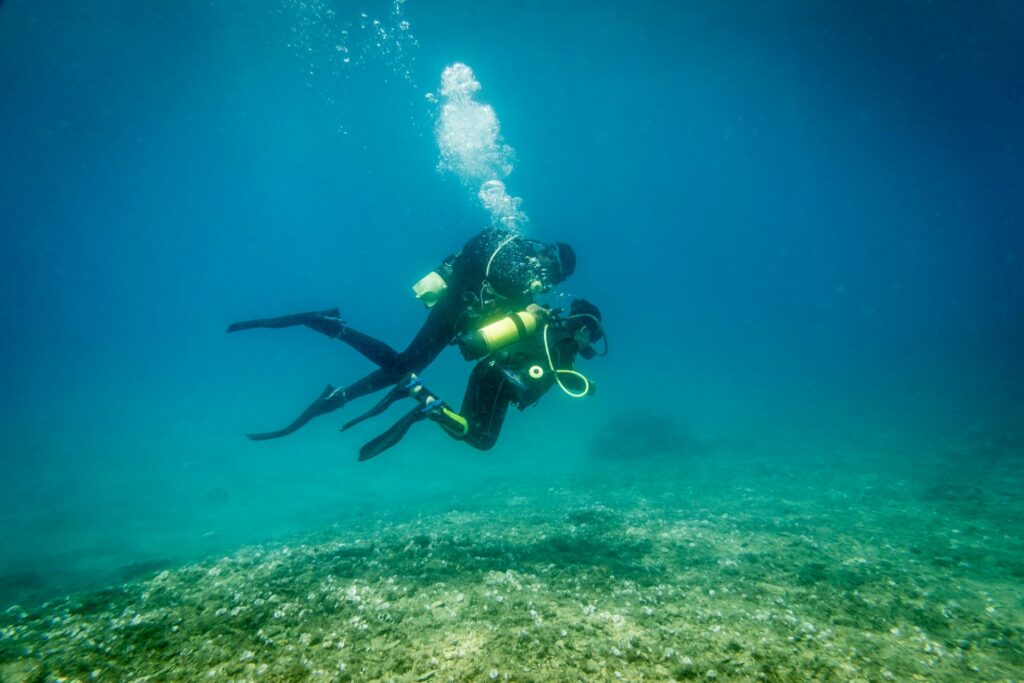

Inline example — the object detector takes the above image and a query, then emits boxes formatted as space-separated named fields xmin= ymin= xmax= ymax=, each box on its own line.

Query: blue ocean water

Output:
xmin=1 ymin=0 xmax=1022 ymax=638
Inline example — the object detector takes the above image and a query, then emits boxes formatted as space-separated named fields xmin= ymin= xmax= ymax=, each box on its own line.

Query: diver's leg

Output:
xmin=227 ymin=309 xmax=401 ymax=368
xmin=342 ymin=298 xmax=462 ymax=403
xmin=338 ymin=298 xmax=457 ymax=381
xmin=427 ymin=402 xmax=471 ymax=442
xmin=395 ymin=294 xmax=464 ymax=368
xmin=337 ymin=327 xmax=401 ymax=369
xmin=247 ymin=384 xmax=347 ymax=441
xmin=357 ymin=381 xmax=468 ymax=461
xmin=447 ymin=363 xmax=514 ymax=450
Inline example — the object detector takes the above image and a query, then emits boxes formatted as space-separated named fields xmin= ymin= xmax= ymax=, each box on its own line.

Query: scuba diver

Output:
xmin=227 ymin=229 xmax=576 ymax=440
xmin=343 ymin=298 xmax=606 ymax=460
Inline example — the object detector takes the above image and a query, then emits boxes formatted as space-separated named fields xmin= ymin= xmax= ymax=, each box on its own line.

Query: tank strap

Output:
xmin=509 ymin=311 xmax=529 ymax=337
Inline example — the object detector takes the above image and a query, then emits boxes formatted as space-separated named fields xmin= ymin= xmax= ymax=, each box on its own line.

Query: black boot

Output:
xmin=247 ymin=384 xmax=347 ymax=441
xmin=227 ymin=309 xmax=346 ymax=338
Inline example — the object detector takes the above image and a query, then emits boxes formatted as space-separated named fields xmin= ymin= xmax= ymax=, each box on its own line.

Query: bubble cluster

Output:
xmin=434 ymin=63 xmax=527 ymax=231
xmin=440 ymin=62 xmax=482 ymax=99
xmin=478 ymin=180 xmax=526 ymax=231
xmin=281 ymin=0 xmax=420 ymax=130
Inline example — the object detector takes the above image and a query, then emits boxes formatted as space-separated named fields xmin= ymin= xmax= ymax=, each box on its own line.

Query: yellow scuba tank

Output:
xmin=459 ymin=304 xmax=544 ymax=360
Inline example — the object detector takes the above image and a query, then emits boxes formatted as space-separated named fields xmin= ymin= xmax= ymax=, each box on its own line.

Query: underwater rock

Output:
xmin=118 ymin=558 xmax=173 ymax=582
xmin=937 ymin=424 xmax=1024 ymax=476
xmin=589 ymin=411 xmax=700 ymax=460
xmin=920 ymin=483 xmax=997 ymax=521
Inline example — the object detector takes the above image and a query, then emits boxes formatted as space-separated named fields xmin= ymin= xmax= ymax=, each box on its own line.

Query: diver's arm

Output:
xmin=449 ymin=362 xmax=517 ymax=450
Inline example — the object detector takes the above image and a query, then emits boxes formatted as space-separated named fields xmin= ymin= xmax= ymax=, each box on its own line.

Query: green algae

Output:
xmin=1 ymin=455 xmax=1023 ymax=682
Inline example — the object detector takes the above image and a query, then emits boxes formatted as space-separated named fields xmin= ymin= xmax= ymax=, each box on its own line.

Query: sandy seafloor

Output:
xmin=2 ymin=439 xmax=1022 ymax=683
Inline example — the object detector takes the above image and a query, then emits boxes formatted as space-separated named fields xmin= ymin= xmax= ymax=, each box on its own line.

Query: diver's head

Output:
xmin=555 ymin=242 xmax=576 ymax=281
xmin=536 ymin=241 xmax=576 ymax=288
xmin=568 ymin=298 xmax=604 ymax=359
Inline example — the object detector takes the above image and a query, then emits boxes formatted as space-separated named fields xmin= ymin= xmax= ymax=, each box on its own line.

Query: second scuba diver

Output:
xmin=227 ymin=228 xmax=576 ymax=439
xmin=344 ymin=298 xmax=606 ymax=460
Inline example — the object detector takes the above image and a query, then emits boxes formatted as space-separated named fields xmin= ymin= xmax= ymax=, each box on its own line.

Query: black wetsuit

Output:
xmin=352 ymin=319 xmax=589 ymax=459
xmin=341 ymin=229 xmax=544 ymax=400
xmin=228 ymin=229 xmax=553 ymax=440
xmin=454 ymin=325 xmax=583 ymax=450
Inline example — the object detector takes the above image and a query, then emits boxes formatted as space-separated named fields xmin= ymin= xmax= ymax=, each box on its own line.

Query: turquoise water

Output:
xmin=1 ymin=1 xmax=1022 ymax=680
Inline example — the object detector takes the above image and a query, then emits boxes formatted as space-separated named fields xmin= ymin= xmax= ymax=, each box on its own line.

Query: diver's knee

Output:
xmin=466 ymin=434 xmax=497 ymax=451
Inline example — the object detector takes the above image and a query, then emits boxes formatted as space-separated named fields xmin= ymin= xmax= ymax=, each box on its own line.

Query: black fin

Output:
xmin=342 ymin=376 xmax=416 ymax=432
xmin=358 ymin=407 xmax=425 ymax=461
xmin=227 ymin=308 xmax=341 ymax=334
xmin=247 ymin=384 xmax=345 ymax=441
